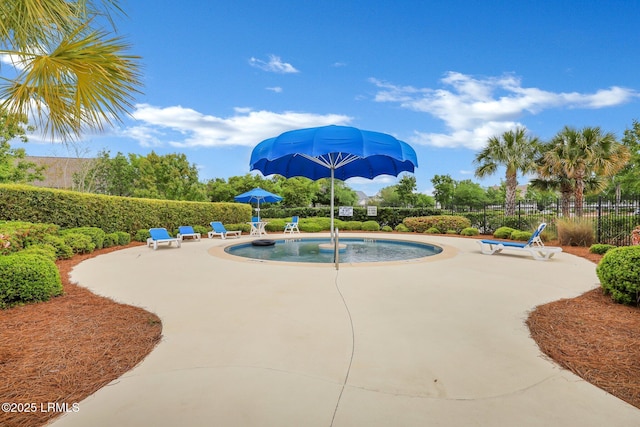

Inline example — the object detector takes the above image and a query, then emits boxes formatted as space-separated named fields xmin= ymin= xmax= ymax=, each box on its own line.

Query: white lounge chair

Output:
xmin=477 ymin=223 xmax=562 ymax=261
xmin=284 ymin=216 xmax=300 ymax=234
xmin=177 ymin=225 xmax=201 ymax=241
xmin=147 ymin=228 xmax=181 ymax=250
xmin=208 ymin=221 xmax=242 ymax=239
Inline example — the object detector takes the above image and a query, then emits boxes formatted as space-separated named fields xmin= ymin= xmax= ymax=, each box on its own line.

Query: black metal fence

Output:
xmin=445 ymin=196 xmax=640 ymax=246
xmin=262 ymin=196 xmax=640 ymax=246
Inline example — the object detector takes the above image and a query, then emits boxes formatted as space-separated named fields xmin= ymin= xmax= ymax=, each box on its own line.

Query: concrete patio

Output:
xmin=51 ymin=233 xmax=640 ymax=426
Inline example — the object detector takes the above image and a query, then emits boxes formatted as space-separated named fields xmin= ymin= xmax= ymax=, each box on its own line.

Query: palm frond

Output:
xmin=1 ymin=22 xmax=141 ymax=141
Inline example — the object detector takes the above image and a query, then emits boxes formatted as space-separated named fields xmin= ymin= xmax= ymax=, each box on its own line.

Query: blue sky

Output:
xmin=12 ymin=0 xmax=640 ymax=196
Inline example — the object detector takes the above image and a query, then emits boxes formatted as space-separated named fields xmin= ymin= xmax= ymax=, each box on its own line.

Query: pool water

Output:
xmin=225 ymin=238 xmax=443 ymax=263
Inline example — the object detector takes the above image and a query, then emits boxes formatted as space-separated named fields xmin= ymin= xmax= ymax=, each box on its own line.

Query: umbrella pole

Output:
xmin=330 ymin=167 xmax=335 ymax=242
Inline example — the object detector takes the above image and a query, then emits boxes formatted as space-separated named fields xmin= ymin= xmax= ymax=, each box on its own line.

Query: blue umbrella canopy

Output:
xmin=249 ymin=125 xmax=418 ymax=237
xmin=234 ymin=187 xmax=282 ymax=221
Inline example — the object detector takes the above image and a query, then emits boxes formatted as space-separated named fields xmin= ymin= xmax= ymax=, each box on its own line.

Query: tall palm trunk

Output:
xmin=560 ymin=182 xmax=573 ymax=217
xmin=505 ymin=172 xmax=518 ymax=216
xmin=574 ymin=168 xmax=585 ymax=217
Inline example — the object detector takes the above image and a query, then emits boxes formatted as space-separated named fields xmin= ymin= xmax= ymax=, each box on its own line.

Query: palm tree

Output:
xmin=538 ymin=126 xmax=630 ymax=216
xmin=0 ymin=0 xmax=142 ymax=142
xmin=474 ymin=127 xmax=540 ymax=216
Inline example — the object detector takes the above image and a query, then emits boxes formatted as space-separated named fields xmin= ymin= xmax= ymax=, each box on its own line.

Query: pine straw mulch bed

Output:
xmin=0 ymin=243 xmax=162 ymax=427
xmin=0 ymin=240 xmax=639 ymax=427
xmin=527 ymin=244 xmax=640 ymax=409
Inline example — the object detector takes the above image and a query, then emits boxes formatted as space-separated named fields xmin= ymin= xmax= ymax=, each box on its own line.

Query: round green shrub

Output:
xmin=0 ymin=253 xmax=63 ymax=309
xmin=42 ymin=235 xmax=73 ymax=260
xmin=191 ymin=226 xmax=208 ymax=237
xmin=134 ymin=229 xmax=151 ymax=242
xmin=381 ymin=225 xmax=393 ymax=232
xmin=342 ymin=221 xmax=363 ymax=230
xmin=63 ymin=233 xmax=95 ymax=254
xmin=300 ymin=222 xmax=323 ymax=232
xmin=425 ymin=227 xmax=441 ymax=234
xmin=494 ymin=226 xmax=516 ymax=239
xmin=394 ymin=223 xmax=410 ymax=232
xmin=263 ymin=219 xmax=286 ymax=232
xmin=226 ymin=223 xmax=251 ymax=233
xmin=460 ymin=227 xmax=479 ymax=236
xmin=104 ymin=233 xmax=119 ymax=248
xmin=596 ymin=246 xmax=640 ymax=305
xmin=361 ymin=221 xmax=380 ymax=231
xmin=403 ymin=215 xmax=470 ymax=233
xmin=61 ymin=227 xmax=106 ymax=249
xmin=21 ymin=244 xmax=58 ymax=262
xmin=590 ymin=244 xmax=616 ymax=255
xmin=511 ymin=230 xmax=532 ymax=241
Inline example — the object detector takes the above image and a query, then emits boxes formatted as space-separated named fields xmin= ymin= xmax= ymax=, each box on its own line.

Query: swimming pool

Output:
xmin=224 ymin=238 xmax=443 ymax=263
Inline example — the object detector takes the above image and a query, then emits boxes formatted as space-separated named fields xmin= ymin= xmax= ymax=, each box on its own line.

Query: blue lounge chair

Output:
xmin=477 ymin=223 xmax=562 ymax=260
xmin=208 ymin=222 xmax=242 ymax=239
xmin=147 ymin=228 xmax=181 ymax=250
xmin=284 ymin=216 xmax=300 ymax=234
xmin=177 ymin=226 xmax=201 ymax=242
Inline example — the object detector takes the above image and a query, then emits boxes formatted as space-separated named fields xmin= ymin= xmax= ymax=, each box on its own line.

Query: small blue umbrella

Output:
xmin=234 ymin=187 xmax=283 ymax=221
xmin=249 ymin=125 xmax=418 ymax=237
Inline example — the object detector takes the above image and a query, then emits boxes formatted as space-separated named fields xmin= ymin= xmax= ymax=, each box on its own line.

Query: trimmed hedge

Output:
xmin=511 ymin=230 xmax=532 ymax=241
xmin=61 ymin=227 xmax=106 ymax=250
xmin=494 ymin=227 xmax=516 ymax=239
xmin=460 ymin=227 xmax=479 ymax=236
xmin=43 ymin=235 xmax=74 ymax=259
xmin=0 ymin=221 xmax=60 ymax=254
xmin=590 ymin=243 xmax=616 ymax=255
xmin=21 ymin=244 xmax=58 ymax=262
xmin=0 ymin=184 xmax=251 ymax=235
xmin=0 ymin=253 xmax=63 ymax=309
xmin=63 ymin=233 xmax=95 ymax=254
xmin=260 ymin=206 xmax=442 ymax=228
xmin=596 ymin=246 xmax=640 ymax=305
xmin=403 ymin=215 xmax=471 ymax=233
xmin=362 ymin=220 xmax=380 ymax=231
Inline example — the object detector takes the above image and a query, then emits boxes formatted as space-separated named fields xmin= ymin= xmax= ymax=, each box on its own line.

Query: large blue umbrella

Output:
xmin=249 ymin=125 xmax=418 ymax=237
xmin=234 ymin=187 xmax=283 ymax=221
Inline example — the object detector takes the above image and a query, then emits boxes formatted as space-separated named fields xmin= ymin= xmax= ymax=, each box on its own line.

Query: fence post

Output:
xmin=483 ymin=203 xmax=487 ymax=234
xmin=517 ymin=200 xmax=522 ymax=229
xmin=597 ymin=196 xmax=602 ymax=244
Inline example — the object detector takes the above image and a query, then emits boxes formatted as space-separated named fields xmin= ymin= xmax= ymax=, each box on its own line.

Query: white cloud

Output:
xmin=249 ymin=55 xmax=299 ymax=73
xmin=371 ymin=72 xmax=639 ymax=150
xmin=126 ymin=104 xmax=351 ymax=148
xmin=266 ymin=86 xmax=283 ymax=93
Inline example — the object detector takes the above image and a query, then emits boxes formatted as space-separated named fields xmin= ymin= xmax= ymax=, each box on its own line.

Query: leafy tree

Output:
xmin=227 ymin=173 xmax=280 ymax=196
xmin=0 ymin=0 xmax=142 ymax=142
xmin=376 ymin=185 xmax=402 ymax=207
xmin=525 ymin=186 xmax=557 ymax=211
xmin=78 ymin=150 xmax=206 ymax=201
xmin=128 ymin=152 xmax=206 ymax=201
xmin=537 ymin=126 xmax=630 ymax=216
xmin=485 ymin=185 xmax=504 ymax=205
xmin=205 ymin=178 xmax=236 ymax=202
xmin=313 ymin=178 xmax=357 ymax=207
xmin=75 ymin=150 xmax=135 ymax=196
xmin=414 ymin=193 xmax=436 ymax=208
xmin=396 ymin=174 xmax=418 ymax=207
xmin=431 ymin=174 xmax=455 ymax=209
xmin=0 ymin=111 xmax=43 ymax=183
xmin=609 ymin=119 xmax=640 ymax=197
xmin=474 ymin=127 xmax=540 ymax=216
xmin=279 ymin=177 xmax=318 ymax=208
xmin=452 ymin=180 xmax=487 ymax=209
